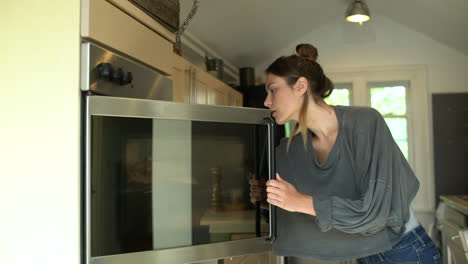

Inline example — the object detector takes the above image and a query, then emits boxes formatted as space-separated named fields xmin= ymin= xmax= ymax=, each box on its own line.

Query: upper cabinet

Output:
xmin=170 ymin=54 xmax=242 ymax=107
xmin=197 ymin=68 xmax=226 ymax=106
xmin=229 ymin=90 xmax=244 ymax=107
xmin=82 ymin=0 xmax=242 ymax=107
xmin=170 ymin=53 xmax=191 ymax=103
xmin=81 ymin=0 xmax=174 ymax=74
xmin=194 ymin=66 xmax=243 ymax=107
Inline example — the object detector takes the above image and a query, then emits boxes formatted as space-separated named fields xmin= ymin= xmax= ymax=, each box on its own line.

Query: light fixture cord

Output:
xmin=174 ymin=0 xmax=200 ymax=54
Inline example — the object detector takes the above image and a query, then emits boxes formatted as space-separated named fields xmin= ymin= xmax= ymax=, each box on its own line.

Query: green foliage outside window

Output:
xmin=370 ymin=86 xmax=406 ymax=115
xmin=325 ymin=88 xmax=350 ymax=106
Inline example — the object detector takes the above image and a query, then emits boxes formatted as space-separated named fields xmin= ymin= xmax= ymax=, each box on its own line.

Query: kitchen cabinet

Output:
xmin=196 ymin=68 xmax=243 ymax=106
xmin=202 ymin=71 xmax=230 ymax=106
xmin=170 ymin=54 xmax=191 ymax=103
xmin=81 ymin=0 xmax=174 ymax=74
xmin=194 ymin=68 xmax=213 ymax=105
xmin=229 ymin=90 xmax=244 ymax=107
xmin=82 ymin=0 xmax=241 ymax=106
xmin=170 ymin=54 xmax=243 ymax=106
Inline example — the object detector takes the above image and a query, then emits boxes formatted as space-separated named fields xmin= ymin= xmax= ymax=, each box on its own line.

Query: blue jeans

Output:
xmin=357 ymin=225 xmax=441 ymax=264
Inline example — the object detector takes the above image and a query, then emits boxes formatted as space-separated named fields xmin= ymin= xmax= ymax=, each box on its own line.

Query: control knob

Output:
xmin=96 ymin=63 xmax=111 ymax=80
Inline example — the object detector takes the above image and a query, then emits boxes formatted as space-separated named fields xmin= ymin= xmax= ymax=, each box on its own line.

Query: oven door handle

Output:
xmin=265 ymin=118 xmax=276 ymax=243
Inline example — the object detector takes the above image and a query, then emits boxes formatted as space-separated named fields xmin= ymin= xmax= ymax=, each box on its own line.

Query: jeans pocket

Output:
xmin=382 ymin=245 xmax=419 ymax=263
xmin=416 ymin=243 xmax=441 ymax=264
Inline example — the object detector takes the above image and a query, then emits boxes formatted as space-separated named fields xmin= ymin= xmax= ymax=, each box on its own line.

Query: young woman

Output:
xmin=249 ymin=44 xmax=441 ymax=263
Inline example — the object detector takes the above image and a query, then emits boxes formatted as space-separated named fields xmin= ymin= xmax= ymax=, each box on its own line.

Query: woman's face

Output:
xmin=264 ymin=73 xmax=304 ymax=125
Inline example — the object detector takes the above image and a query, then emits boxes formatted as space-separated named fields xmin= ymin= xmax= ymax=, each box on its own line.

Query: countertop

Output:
xmin=440 ymin=195 xmax=468 ymax=216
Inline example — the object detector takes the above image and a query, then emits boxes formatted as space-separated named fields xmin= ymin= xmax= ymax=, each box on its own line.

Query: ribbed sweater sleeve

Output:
xmin=313 ymin=108 xmax=419 ymax=235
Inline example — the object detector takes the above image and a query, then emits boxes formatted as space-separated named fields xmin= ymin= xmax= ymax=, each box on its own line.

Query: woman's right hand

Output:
xmin=249 ymin=179 xmax=268 ymax=209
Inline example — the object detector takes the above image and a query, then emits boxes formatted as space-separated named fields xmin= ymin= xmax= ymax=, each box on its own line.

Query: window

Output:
xmin=368 ymin=82 xmax=410 ymax=160
xmin=324 ymin=83 xmax=352 ymax=106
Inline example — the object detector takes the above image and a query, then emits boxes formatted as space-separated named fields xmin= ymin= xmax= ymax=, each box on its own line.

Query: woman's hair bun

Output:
xmin=296 ymin=43 xmax=318 ymax=62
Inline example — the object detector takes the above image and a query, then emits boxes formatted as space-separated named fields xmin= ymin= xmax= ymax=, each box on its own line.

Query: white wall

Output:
xmin=255 ymin=16 xmax=468 ymax=94
xmin=1 ymin=1 xmax=81 ymax=264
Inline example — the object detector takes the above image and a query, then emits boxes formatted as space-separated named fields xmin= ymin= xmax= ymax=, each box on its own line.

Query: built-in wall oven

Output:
xmin=81 ymin=42 xmax=276 ymax=264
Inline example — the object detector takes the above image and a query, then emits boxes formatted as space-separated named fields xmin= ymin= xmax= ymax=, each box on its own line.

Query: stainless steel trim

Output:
xmin=266 ymin=120 xmax=276 ymax=242
xmin=85 ymin=96 xmax=92 ymax=264
xmin=81 ymin=42 xmax=173 ymax=101
xmin=89 ymin=95 xmax=270 ymax=124
xmin=267 ymin=123 xmax=273 ymax=239
xmin=81 ymin=43 xmax=91 ymax=93
xmin=85 ymin=95 xmax=273 ymax=263
xmin=91 ymin=238 xmax=272 ymax=264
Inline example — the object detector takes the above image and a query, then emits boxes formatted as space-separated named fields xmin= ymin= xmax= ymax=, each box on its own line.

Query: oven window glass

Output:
xmin=90 ymin=116 xmax=270 ymax=256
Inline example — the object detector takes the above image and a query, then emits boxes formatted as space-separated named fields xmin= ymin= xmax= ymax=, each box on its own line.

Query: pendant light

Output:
xmin=346 ymin=0 xmax=370 ymax=25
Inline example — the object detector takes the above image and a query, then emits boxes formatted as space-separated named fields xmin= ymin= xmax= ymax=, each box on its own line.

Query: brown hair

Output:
xmin=265 ymin=43 xmax=334 ymax=150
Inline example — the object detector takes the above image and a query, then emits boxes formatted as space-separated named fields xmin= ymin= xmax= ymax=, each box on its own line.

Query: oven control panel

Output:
xmin=81 ymin=42 xmax=173 ymax=101
xmin=96 ymin=63 xmax=133 ymax=85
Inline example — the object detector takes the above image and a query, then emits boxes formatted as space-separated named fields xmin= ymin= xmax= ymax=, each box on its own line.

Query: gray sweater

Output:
xmin=273 ymin=106 xmax=419 ymax=261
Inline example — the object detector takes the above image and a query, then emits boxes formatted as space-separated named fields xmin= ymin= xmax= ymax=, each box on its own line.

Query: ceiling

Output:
xmin=180 ymin=0 xmax=468 ymax=68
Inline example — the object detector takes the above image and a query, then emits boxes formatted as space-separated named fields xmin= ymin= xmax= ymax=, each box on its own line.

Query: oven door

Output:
xmin=84 ymin=95 xmax=276 ymax=264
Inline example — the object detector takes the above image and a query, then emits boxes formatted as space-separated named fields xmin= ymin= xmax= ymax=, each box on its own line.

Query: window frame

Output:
xmin=367 ymin=81 xmax=412 ymax=163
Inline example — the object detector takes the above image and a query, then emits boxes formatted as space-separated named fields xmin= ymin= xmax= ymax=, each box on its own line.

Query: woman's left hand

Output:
xmin=266 ymin=173 xmax=316 ymax=215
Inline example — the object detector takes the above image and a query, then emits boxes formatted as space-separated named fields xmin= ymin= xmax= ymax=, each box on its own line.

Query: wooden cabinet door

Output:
xmin=228 ymin=90 xmax=243 ymax=107
xmin=207 ymin=85 xmax=228 ymax=106
xmin=236 ymin=91 xmax=243 ymax=106
xmin=170 ymin=55 xmax=190 ymax=103
xmin=194 ymin=69 xmax=209 ymax=104
xmin=197 ymin=70 xmax=227 ymax=106
xmin=171 ymin=60 xmax=244 ymax=107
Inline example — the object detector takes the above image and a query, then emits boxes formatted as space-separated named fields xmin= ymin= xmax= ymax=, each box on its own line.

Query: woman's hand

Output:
xmin=248 ymin=179 xmax=269 ymax=209
xmin=266 ymin=173 xmax=316 ymax=216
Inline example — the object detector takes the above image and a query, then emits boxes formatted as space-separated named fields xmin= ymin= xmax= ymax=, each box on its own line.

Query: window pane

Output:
xmin=325 ymin=88 xmax=350 ymax=106
xmin=285 ymin=121 xmax=291 ymax=137
xmin=384 ymin=117 xmax=408 ymax=160
xmin=370 ymin=86 xmax=406 ymax=115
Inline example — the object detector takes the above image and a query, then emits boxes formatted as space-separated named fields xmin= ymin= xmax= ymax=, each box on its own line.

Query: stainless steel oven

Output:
xmin=81 ymin=42 xmax=276 ymax=264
